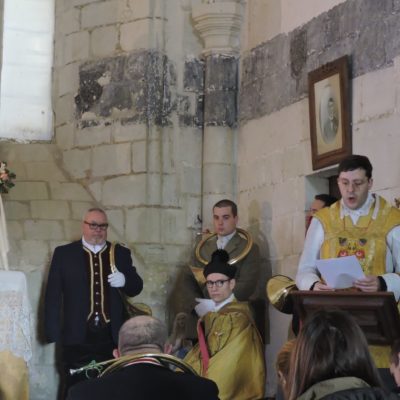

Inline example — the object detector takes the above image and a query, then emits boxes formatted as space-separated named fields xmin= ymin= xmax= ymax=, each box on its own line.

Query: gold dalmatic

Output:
xmin=316 ymin=195 xmax=400 ymax=367
xmin=184 ymin=300 xmax=265 ymax=400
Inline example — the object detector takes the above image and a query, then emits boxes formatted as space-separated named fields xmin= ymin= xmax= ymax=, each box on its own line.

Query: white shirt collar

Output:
xmin=82 ymin=237 xmax=107 ymax=254
xmin=217 ymin=230 xmax=236 ymax=249
xmin=213 ymin=293 xmax=235 ymax=312
xmin=340 ymin=192 xmax=378 ymax=224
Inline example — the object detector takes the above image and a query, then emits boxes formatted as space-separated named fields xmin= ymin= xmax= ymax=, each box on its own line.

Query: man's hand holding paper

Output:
xmin=353 ymin=275 xmax=381 ymax=292
xmin=316 ymin=255 xmax=366 ymax=290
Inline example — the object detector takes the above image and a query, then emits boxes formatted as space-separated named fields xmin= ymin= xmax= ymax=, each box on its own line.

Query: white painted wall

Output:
xmin=0 ymin=0 xmax=54 ymax=141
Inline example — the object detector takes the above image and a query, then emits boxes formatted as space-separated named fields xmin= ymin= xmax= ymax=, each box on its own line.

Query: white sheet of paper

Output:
xmin=316 ymin=255 xmax=365 ymax=289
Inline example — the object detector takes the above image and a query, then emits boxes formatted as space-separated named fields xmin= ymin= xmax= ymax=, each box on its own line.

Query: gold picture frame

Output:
xmin=308 ymin=56 xmax=352 ymax=170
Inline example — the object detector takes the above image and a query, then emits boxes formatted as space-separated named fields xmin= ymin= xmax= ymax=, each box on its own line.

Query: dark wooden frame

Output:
xmin=291 ymin=291 xmax=400 ymax=345
xmin=308 ymin=56 xmax=351 ymax=170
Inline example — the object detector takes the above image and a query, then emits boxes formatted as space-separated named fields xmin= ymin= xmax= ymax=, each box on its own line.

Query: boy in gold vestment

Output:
xmin=184 ymin=250 xmax=265 ymax=400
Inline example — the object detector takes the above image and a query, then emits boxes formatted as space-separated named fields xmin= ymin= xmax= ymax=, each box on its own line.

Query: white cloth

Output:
xmin=216 ymin=231 xmax=236 ymax=249
xmin=296 ymin=194 xmax=400 ymax=300
xmin=82 ymin=237 xmax=106 ymax=254
xmin=0 ymin=271 xmax=32 ymax=363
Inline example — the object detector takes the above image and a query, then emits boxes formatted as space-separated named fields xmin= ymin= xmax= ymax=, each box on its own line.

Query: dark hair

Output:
xmin=286 ymin=309 xmax=382 ymax=400
xmin=338 ymin=155 xmax=373 ymax=179
xmin=390 ymin=339 xmax=400 ymax=366
xmin=213 ymin=199 xmax=238 ymax=217
xmin=315 ymin=194 xmax=338 ymax=207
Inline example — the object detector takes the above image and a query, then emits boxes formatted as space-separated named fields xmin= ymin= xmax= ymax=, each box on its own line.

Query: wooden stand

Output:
xmin=291 ymin=290 xmax=400 ymax=345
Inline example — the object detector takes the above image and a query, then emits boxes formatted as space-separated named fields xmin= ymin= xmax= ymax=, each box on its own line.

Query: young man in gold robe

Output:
xmin=184 ymin=249 xmax=265 ymax=400
xmin=296 ymin=154 xmax=400 ymax=367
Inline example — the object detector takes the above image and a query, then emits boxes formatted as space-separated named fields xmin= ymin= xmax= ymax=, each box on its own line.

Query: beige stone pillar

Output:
xmin=192 ymin=0 xmax=243 ymax=227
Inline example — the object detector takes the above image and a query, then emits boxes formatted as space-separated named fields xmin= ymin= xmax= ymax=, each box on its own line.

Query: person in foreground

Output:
xmin=275 ymin=339 xmax=296 ymax=400
xmin=296 ymin=155 xmax=400 ymax=366
xmin=285 ymin=309 xmax=397 ymax=400
xmin=390 ymin=339 xmax=400 ymax=394
xmin=67 ymin=316 xmax=220 ymax=400
xmin=44 ymin=208 xmax=143 ymax=396
xmin=184 ymin=249 xmax=265 ymax=400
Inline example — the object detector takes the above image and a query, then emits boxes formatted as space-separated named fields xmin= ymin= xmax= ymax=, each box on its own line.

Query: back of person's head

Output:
xmin=338 ymin=155 xmax=373 ymax=179
xmin=286 ymin=309 xmax=382 ymax=400
xmin=276 ymin=339 xmax=296 ymax=387
xmin=118 ymin=316 xmax=167 ymax=355
xmin=390 ymin=339 xmax=400 ymax=387
xmin=213 ymin=199 xmax=238 ymax=217
xmin=391 ymin=339 xmax=400 ymax=367
xmin=315 ymin=194 xmax=338 ymax=207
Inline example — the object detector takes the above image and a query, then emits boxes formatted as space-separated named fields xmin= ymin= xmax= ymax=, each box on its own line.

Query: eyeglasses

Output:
xmin=206 ymin=279 xmax=230 ymax=288
xmin=84 ymin=221 xmax=109 ymax=231
xmin=337 ymin=179 xmax=369 ymax=191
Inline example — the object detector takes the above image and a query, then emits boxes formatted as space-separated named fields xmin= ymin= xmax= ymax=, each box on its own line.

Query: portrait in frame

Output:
xmin=308 ymin=56 xmax=351 ymax=170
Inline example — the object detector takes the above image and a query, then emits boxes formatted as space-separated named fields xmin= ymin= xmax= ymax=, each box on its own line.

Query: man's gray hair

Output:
xmin=118 ymin=316 xmax=167 ymax=355
xmin=82 ymin=207 xmax=107 ymax=221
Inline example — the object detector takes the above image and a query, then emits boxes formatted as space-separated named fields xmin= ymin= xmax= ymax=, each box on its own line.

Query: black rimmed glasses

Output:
xmin=84 ymin=221 xmax=109 ymax=231
xmin=205 ymin=279 xmax=230 ymax=288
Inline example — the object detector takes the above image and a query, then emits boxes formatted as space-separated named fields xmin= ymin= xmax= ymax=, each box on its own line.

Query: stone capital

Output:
xmin=192 ymin=1 xmax=243 ymax=56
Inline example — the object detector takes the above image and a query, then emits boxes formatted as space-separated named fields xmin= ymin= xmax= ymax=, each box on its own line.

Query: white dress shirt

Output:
xmin=82 ymin=237 xmax=106 ymax=254
xmin=296 ymin=193 xmax=400 ymax=300
xmin=217 ymin=231 xmax=236 ymax=249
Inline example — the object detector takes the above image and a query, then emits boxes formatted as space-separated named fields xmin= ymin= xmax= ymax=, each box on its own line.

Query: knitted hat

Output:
xmin=203 ymin=249 xmax=237 ymax=279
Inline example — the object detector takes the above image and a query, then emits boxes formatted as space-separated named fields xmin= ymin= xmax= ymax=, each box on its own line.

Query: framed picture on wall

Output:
xmin=308 ymin=56 xmax=351 ymax=170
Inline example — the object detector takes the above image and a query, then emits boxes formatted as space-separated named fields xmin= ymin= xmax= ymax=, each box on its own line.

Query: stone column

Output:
xmin=192 ymin=1 xmax=243 ymax=227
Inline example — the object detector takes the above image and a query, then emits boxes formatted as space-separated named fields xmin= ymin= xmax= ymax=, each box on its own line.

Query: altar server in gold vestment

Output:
xmin=184 ymin=249 xmax=265 ymax=400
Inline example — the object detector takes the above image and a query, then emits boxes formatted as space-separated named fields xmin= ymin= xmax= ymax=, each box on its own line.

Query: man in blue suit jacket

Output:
xmin=44 ymin=207 xmax=143 ymax=398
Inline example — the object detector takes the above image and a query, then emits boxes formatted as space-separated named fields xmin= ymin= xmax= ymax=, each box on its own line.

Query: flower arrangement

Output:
xmin=0 ymin=162 xmax=16 ymax=193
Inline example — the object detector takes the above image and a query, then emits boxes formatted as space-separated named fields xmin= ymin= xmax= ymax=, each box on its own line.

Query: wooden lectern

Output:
xmin=291 ymin=290 xmax=400 ymax=345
